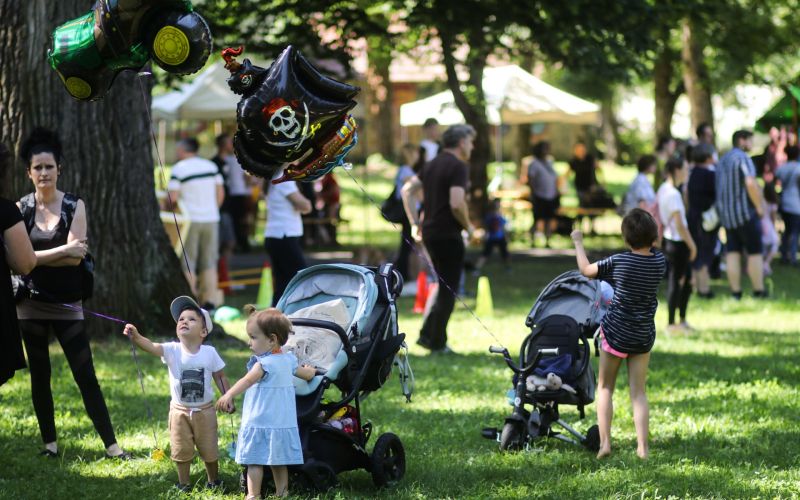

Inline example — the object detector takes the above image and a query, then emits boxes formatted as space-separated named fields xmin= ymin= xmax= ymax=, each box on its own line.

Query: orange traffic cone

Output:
xmin=218 ymin=256 xmax=231 ymax=295
xmin=413 ymin=271 xmax=428 ymax=313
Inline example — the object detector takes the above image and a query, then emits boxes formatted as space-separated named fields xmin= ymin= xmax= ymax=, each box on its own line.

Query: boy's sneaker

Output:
xmin=173 ymin=483 xmax=191 ymax=493
xmin=206 ymin=479 xmax=224 ymax=490
xmin=753 ymin=290 xmax=769 ymax=299
xmin=731 ymin=291 xmax=742 ymax=300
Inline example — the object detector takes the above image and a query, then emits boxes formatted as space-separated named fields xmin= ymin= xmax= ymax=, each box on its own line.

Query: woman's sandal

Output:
xmin=39 ymin=449 xmax=58 ymax=458
xmin=105 ymin=450 xmax=133 ymax=460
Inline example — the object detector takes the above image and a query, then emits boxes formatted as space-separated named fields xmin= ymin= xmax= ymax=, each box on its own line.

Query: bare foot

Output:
xmin=596 ymin=446 xmax=611 ymax=459
xmin=637 ymin=447 xmax=648 ymax=460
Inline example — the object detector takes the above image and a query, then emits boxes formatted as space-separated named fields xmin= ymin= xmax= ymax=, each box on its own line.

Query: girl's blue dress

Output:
xmin=235 ymin=351 xmax=303 ymax=465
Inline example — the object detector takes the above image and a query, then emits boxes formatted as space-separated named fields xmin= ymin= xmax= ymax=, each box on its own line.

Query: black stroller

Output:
xmin=482 ymin=271 xmax=609 ymax=452
xmin=244 ymin=263 xmax=414 ymax=492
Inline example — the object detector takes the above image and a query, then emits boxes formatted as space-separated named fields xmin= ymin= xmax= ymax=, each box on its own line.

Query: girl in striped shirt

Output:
xmin=571 ymin=208 xmax=665 ymax=459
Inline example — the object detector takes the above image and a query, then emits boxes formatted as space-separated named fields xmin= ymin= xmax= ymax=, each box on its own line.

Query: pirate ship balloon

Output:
xmin=222 ymin=46 xmax=360 ymax=183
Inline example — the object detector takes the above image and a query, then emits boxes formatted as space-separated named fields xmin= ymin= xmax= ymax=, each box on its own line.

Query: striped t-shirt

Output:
xmin=167 ymin=157 xmax=224 ymax=223
xmin=715 ymin=148 xmax=756 ymax=229
xmin=597 ymin=250 xmax=666 ymax=354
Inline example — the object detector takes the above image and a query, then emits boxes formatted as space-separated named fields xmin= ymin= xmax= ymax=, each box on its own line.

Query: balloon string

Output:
xmin=128 ymin=336 xmax=161 ymax=452
xmin=55 ymin=301 xmax=127 ymax=324
xmin=219 ymin=379 xmax=237 ymax=453
xmin=135 ymin=72 xmax=194 ymax=281
xmin=131 ymin=72 xmax=190 ymax=454
xmin=20 ymin=286 xmax=161 ymax=452
xmin=342 ymin=168 xmax=505 ymax=350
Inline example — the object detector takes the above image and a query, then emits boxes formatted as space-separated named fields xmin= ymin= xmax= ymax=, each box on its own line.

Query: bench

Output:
xmin=557 ymin=206 xmax=618 ymax=235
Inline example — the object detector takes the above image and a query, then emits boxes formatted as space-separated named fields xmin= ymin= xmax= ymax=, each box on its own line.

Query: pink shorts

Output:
xmin=599 ymin=327 xmax=628 ymax=359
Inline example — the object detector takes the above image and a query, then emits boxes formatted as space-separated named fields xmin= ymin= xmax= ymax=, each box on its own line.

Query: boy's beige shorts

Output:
xmin=168 ymin=402 xmax=219 ymax=462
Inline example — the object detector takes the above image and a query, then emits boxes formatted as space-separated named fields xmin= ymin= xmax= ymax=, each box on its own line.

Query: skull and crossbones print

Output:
xmin=262 ymin=98 xmax=310 ymax=146
xmin=269 ymin=105 xmax=301 ymax=139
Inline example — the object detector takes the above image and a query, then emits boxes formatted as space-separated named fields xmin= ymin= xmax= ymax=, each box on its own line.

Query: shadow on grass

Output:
xmin=649 ymin=347 xmax=800 ymax=389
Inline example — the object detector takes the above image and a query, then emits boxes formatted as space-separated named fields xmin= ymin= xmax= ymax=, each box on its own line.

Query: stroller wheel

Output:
xmin=499 ymin=421 xmax=525 ymax=452
xmin=371 ymin=433 xmax=405 ymax=487
xmin=582 ymin=424 xmax=600 ymax=452
xmin=296 ymin=461 xmax=338 ymax=493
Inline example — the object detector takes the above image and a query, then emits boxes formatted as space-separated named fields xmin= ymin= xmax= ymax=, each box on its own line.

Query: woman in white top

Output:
xmin=264 ymin=171 xmax=312 ymax=306
xmin=393 ymin=144 xmax=419 ymax=280
xmin=657 ymin=157 xmax=697 ymax=333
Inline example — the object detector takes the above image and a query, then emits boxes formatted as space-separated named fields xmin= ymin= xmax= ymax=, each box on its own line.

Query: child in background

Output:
xmin=474 ymin=198 xmax=510 ymax=274
xmin=571 ymin=208 xmax=665 ymax=459
xmin=761 ymin=192 xmax=780 ymax=276
xmin=123 ymin=296 xmax=231 ymax=492
xmin=216 ymin=306 xmax=315 ymax=499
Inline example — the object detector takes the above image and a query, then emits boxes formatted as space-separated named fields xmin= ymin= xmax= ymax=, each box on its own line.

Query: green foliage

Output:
xmin=646 ymin=0 xmax=800 ymax=92
xmin=195 ymin=0 xmax=393 ymax=75
xmin=616 ymin=125 xmax=653 ymax=166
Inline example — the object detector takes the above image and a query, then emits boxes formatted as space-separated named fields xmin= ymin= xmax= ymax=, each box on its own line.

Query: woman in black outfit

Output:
xmin=0 ymin=144 xmax=37 ymax=386
xmin=16 ymin=128 xmax=129 ymax=459
xmin=687 ymin=144 xmax=718 ymax=297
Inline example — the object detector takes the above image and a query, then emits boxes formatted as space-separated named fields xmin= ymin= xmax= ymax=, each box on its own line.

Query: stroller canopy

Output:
xmin=526 ymin=271 xmax=607 ymax=331
xmin=277 ymin=264 xmax=379 ymax=339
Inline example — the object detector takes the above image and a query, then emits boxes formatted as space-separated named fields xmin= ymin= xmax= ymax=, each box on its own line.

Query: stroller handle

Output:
xmin=489 ymin=346 xmax=559 ymax=375
xmin=489 ymin=346 xmax=522 ymax=373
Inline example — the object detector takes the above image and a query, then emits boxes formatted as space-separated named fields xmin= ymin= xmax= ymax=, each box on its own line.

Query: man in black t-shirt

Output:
xmin=401 ymin=124 xmax=476 ymax=353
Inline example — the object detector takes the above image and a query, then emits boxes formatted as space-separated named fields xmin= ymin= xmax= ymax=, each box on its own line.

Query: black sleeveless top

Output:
xmin=19 ymin=193 xmax=83 ymax=303
xmin=0 ymin=197 xmax=27 ymax=384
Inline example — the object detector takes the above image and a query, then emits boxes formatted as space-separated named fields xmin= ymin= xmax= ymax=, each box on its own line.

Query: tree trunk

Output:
xmin=1 ymin=0 xmax=189 ymax=336
xmin=365 ymin=52 xmax=395 ymax=159
xmin=681 ymin=17 xmax=713 ymax=132
xmin=441 ymin=32 xmax=489 ymax=219
xmin=654 ymin=43 xmax=682 ymax=142
xmin=599 ymin=96 xmax=619 ymax=163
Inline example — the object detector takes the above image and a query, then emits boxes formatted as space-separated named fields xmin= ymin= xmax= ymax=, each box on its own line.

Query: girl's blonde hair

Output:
xmin=243 ymin=305 xmax=293 ymax=345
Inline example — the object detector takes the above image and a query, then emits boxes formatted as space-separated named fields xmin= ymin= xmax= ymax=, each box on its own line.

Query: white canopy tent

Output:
xmin=151 ymin=63 xmax=239 ymax=121
xmin=152 ymin=61 xmax=366 ymax=122
xmin=400 ymin=64 xmax=599 ymax=127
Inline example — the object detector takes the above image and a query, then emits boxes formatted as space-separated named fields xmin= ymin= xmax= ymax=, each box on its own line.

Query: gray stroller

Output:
xmin=482 ymin=271 xmax=611 ymax=451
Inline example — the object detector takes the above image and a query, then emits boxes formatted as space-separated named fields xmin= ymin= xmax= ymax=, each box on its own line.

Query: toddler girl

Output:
xmin=216 ymin=306 xmax=315 ymax=498
xmin=571 ymin=208 xmax=665 ymax=459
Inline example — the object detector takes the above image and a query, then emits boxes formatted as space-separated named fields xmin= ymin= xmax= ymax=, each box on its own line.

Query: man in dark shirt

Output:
xmin=568 ymin=142 xmax=598 ymax=204
xmin=401 ymin=124 xmax=476 ymax=353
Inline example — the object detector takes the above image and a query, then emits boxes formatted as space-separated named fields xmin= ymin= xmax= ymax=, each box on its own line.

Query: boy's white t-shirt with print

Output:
xmin=161 ymin=342 xmax=225 ymax=407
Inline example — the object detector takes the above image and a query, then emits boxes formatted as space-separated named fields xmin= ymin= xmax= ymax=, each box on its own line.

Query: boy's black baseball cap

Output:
xmin=170 ymin=296 xmax=212 ymax=331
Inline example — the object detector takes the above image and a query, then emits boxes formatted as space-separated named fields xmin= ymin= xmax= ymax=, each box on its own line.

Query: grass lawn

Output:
xmin=3 ymin=160 xmax=796 ymax=498
xmin=2 ymin=245 xmax=800 ymax=498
